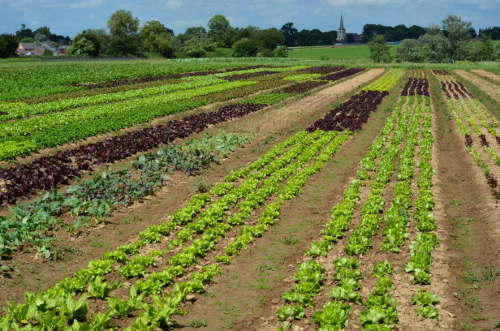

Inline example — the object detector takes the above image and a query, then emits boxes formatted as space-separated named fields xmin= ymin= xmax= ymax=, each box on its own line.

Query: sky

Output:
xmin=1 ymin=0 xmax=500 ymax=37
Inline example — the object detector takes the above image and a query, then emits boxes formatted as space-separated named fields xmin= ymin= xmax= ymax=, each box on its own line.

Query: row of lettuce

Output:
xmin=275 ymin=75 xmax=442 ymax=330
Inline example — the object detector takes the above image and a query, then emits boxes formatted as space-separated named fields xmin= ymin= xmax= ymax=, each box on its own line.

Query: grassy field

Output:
xmin=288 ymin=44 xmax=399 ymax=61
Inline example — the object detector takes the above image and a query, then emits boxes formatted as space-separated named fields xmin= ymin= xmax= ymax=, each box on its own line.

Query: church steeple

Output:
xmin=337 ymin=13 xmax=346 ymax=43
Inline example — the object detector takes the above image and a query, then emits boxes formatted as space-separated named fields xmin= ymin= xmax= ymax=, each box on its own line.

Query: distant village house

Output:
xmin=16 ymin=42 xmax=68 ymax=56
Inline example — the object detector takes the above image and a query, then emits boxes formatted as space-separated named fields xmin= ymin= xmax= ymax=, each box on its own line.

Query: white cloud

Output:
xmin=69 ymin=0 xmax=103 ymax=9
xmin=165 ymin=0 xmax=183 ymax=10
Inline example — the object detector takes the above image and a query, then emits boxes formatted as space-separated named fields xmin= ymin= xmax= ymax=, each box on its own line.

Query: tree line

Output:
xmin=368 ymin=15 xmax=500 ymax=63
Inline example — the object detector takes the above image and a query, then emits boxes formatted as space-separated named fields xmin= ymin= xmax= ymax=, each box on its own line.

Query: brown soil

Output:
xmin=170 ymin=72 xmax=393 ymax=331
xmin=0 ymin=69 xmax=384 ymax=306
xmin=455 ymin=70 xmax=500 ymax=103
xmin=471 ymin=69 xmax=500 ymax=84
xmin=431 ymin=76 xmax=500 ymax=330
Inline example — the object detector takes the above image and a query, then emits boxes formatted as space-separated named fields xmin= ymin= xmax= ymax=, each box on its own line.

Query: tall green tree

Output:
xmin=71 ymin=29 xmax=109 ymax=57
xmin=140 ymin=20 xmax=174 ymax=57
xmin=0 ymin=34 xmax=18 ymax=58
xmin=208 ymin=14 xmax=233 ymax=47
xmin=280 ymin=22 xmax=298 ymax=47
xmin=368 ymin=35 xmax=392 ymax=63
xmin=254 ymin=28 xmax=285 ymax=51
xmin=442 ymin=14 xmax=473 ymax=61
xmin=107 ymin=10 xmax=140 ymax=56
xmin=397 ymin=39 xmax=424 ymax=62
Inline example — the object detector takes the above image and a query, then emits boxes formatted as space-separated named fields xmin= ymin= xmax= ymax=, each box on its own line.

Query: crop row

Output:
xmin=307 ymin=90 xmax=389 ymax=132
xmin=306 ymin=69 xmax=404 ymax=132
xmin=321 ymin=68 xmax=365 ymax=81
xmin=401 ymin=77 xmax=430 ymax=96
xmin=441 ymin=80 xmax=470 ymax=99
xmin=0 ymin=129 xmax=352 ymax=329
xmin=362 ymin=69 xmax=405 ymax=91
xmin=438 ymin=74 xmax=500 ymax=198
xmin=298 ymin=66 xmax=345 ymax=74
xmin=76 ymin=65 xmax=271 ymax=89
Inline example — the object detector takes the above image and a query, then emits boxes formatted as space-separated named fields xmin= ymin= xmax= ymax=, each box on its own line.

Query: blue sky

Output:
xmin=1 ymin=0 xmax=500 ymax=37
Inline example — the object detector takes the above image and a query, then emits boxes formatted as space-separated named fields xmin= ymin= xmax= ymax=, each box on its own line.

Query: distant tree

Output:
xmin=442 ymin=14 xmax=473 ymax=61
xmin=477 ymin=35 xmax=495 ymax=60
xmin=181 ymin=38 xmax=207 ymax=57
xmin=345 ymin=33 xmax=356 ymax=43
xmin=323 ymin=30 xmax=338 ymax=44
xmin=34 ymin=26 xmax=52 ymax=39
xmin=397 ymin=39 xmax=424 ymax=62
xmin=280 ymin=22 xmax=298 ymax=47
xmin=233 ymin=38 xmax=259 ymax=57
xmin=140 ymin=20 xmax=174 ymax=57
xmin=208 ymin=15 xmax=233 ymax=47
xmin=71 ymin=29 xmax=109 ymax=57
xmin=254 ymin=28 xmax=285 ymax=50
xmin=178 ymin=27 xmax=208 ymax=43
xmin=418 ymin=31 xmax=450 ymax=63
xmin=273 ymin=45 xmax=288 ymax=57
xmin=34 ymin=32 xmax=48 ymax=43
xmin=15 ymin=24 xmax=34 ymax=39
xmin=368 ymin=35 xmax=392 ymax=63
xmin=479 ymin=27 xmax=500 ymax=40
xmin=69 ymin=36 xmax=96 ymax=56
xmin=0 ymin=34 xmax=18 ymax=58
xmin=107 ymin=10 xmax=140 ymax=56
xmin=408 ymin=25 xmax=426 ymax=39
xmin=235 ymin=26 xmax=259 ymax=42
xmin=495 ymin=43 xmax=500 ymax=60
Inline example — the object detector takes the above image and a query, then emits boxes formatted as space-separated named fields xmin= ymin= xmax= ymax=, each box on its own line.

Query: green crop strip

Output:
xmin=363 ymin=69 xmax=405 ymax=92
xmin=242 ymin=93 xmax=295 ymax=105
xmin=0 ymin=76 xmax=227 ymax=121
xmin=283 ymin=74 xmax=322 ymax=82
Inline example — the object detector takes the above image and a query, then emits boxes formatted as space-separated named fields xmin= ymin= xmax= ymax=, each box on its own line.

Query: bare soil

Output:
xmin=455 ymin=70 xmax=500 ymax=104
xmin=471 ymin=69 xmax=500 ymax=84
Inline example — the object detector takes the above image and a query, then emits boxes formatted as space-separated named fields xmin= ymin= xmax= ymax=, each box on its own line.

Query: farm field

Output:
xmin=0 ymin=59 xmax=499 ymax=331
xmin=288 ymin=45 xmax=399 ymax=61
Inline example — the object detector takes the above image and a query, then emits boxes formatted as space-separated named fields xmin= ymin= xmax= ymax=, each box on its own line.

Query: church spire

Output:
xmin=336 ymin=12 xmax=346 ymax=43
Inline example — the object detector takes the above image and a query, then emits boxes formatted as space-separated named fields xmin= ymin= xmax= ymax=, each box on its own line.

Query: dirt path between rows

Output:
xmin=0 ymin=69 xmax=384 ymax=306
xmin=455 ymin=70 xmax=500 ymax=104
xmin=432 ymin=80 xmax=500 ymax=330
xmin=471 ymin=69 xmax=500 ymax=84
